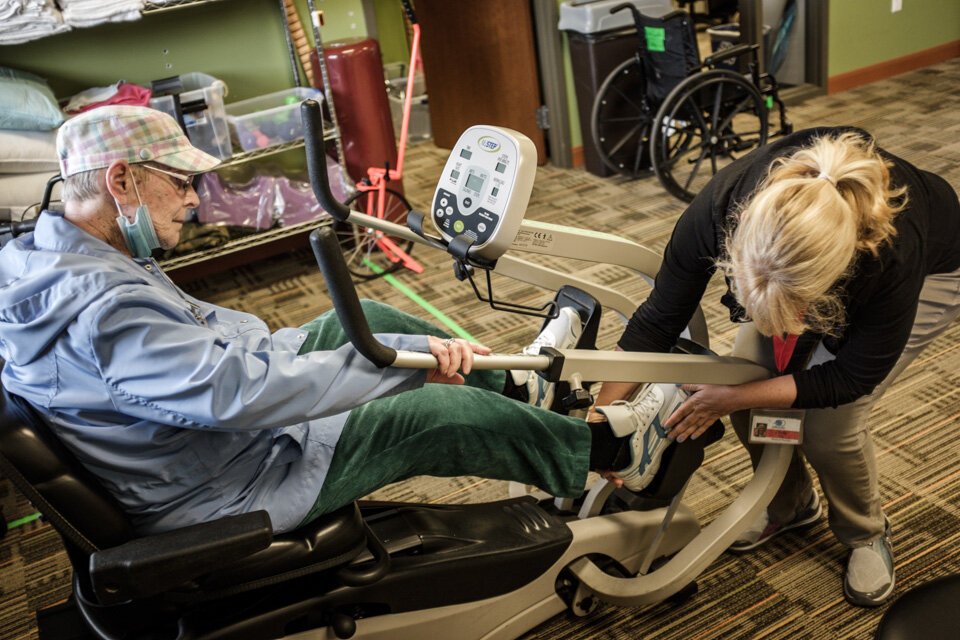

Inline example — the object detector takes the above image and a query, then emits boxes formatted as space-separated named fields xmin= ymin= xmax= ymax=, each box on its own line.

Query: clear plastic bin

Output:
xmin=387 ymin=76 xmax=430 ymax=142
xmin=224 ymin=87 xmax=324 ymax=152
xmin=149 ymin=72 xmax=232 ymax=161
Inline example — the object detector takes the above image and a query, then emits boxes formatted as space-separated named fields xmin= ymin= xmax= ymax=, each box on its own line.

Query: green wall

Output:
xmin=0 ymin=0 xmax=369 ymax=102
xmin=373 ymin=0 xmax=412 ymax=67
xmin=828 ymin=0 xmax=960 ymax=75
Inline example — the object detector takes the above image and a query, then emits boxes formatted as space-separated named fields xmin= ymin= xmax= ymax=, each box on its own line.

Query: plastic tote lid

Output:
xmin=558 ymin=0 xmax=673 ymax=35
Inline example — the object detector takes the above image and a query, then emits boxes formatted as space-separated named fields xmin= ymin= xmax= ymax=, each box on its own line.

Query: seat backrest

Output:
xmin=639 ymin=11 xmax=701 ymax=103
xmin=0 ymin=374 xmax=134 ymax=553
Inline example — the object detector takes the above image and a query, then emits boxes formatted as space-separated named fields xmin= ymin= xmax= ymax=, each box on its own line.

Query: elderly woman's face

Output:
xmin=134 ymin=165 xmax=201 ymax=250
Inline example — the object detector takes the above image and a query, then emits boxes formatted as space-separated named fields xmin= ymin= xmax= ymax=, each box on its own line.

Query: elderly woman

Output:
xmin=593 ymin=127 xmax=960 ymax=606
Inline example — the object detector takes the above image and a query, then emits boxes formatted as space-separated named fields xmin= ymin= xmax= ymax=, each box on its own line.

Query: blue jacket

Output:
xmin=0 ymin=212 xmax=427 ymax=534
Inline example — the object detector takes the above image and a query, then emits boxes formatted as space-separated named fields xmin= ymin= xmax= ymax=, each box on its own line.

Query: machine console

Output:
xmin=431 ymin=125 xmax=537 ymax=261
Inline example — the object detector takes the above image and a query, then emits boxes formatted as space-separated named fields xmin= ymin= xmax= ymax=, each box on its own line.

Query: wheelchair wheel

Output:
xmin=650 ymin=69 xmax=768 ymax=202
xmin=591 ymin=57 xmax=655 ymax=178
xmin=334 ymin=188 xmax=416 ymax=280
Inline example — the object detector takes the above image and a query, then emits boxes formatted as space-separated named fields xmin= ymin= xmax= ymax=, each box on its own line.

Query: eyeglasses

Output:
xmin=140 ymin=164 xmax=199 ymax=195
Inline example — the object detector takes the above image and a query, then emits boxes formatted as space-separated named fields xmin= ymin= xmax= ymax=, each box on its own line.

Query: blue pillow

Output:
xmin=0 ymin=67 xmax=64 ymax=131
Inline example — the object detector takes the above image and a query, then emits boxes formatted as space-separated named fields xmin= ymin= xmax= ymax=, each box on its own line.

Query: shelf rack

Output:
xmin=143 ymin=0 xmax=231 ymax=15
xmin=138 ymin=0 xmax=350 ymax=280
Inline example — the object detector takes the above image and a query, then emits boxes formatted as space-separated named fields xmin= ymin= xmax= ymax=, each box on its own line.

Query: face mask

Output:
xmin=114 ymin=171 xmax=161 ymax=258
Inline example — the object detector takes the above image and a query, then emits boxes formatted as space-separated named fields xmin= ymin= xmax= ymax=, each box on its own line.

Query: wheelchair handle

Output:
xmin=310 ymin=227 xmax=398 ymax=368
xmin=702 ymin=42 xmax=759 ymax=69
xmin=302 ymin=100 xmax=351 ymax=223
xmin=610 ymin=2 xmax=645 ymax=33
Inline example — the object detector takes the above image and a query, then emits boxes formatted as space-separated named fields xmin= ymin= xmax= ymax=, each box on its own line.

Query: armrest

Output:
xmin=703 ymin=43 xmax=759 ymax=69
xmin=90 ymin=511 xmax=273 ymax=605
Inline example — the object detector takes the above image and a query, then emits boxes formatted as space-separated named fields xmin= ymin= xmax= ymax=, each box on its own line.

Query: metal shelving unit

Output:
xmin=143 ymin=0 xmax=231 ymax=15
xmin=139 ymin=0 xmax=349 ymax=277
xmin=216 ymin=132 xmax=336 ymax=170
xmin=160 ymin=218 xmax=329 ymax=271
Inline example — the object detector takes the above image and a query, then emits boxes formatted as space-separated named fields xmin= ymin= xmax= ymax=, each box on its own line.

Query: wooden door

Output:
xmin=416 ymin=0 xmax=547 ymax=164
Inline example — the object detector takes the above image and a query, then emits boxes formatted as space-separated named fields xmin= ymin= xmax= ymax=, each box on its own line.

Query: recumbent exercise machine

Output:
xmin=0 ymin=100 xmax=795 ymax=640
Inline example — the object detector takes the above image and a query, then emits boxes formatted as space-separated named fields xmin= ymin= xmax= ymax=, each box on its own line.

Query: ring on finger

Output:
xmin=443 ymin=337 xmax=456 ymax=349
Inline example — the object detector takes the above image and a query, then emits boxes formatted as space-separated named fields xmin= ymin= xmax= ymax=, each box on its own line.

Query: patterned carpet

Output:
xmin=2 ymin=58 xmax=959 ymax=640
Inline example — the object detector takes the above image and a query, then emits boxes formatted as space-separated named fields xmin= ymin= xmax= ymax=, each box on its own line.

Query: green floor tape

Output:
xmin=363 ymin=259 xmax=477 ymax=342
xmin=7 ymin=512 xmax=41 ymax=530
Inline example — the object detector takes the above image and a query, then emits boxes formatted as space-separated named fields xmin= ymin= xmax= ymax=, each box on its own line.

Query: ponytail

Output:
xmin=717 ymin=130 xmax=907 ymax=337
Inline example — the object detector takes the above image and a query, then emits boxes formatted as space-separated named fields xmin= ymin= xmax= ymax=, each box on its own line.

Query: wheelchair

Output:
xmin=590 ymin=5 xmax=792 ymax=202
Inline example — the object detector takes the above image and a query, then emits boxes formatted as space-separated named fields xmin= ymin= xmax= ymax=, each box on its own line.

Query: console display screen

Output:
xmin=465 ymin=173 xmax=485 ymax=193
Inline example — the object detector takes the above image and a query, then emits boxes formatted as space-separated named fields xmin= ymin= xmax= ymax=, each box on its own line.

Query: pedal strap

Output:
xmin=594 ymin=402 xmax=637 ymax=438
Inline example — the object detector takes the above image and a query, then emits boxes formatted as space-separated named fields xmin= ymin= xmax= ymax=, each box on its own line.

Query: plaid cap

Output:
xmin=56 ymin=104 xmax=221 ymax=178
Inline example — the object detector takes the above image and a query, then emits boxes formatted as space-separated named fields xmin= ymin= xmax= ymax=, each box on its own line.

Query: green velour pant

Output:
xmin=297 ymin=300 xmax=590 ymax=525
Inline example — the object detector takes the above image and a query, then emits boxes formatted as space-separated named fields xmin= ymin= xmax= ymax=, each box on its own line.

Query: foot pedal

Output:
xmin=535 ymin=285 xmax=601 ymax=414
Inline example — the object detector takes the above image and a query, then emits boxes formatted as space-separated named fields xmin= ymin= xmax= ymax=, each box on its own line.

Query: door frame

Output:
xmin=532 ymin=0 xmax=574 ymax=168
xmin=739 ymin=0 xmax=828 ymax=103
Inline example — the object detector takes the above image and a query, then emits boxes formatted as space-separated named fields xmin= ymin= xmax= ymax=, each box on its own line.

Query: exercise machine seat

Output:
xmin=875 ymin=574 xmax=960 ymax=640
xmin=0 ymin=373 xmax=369 ymax=603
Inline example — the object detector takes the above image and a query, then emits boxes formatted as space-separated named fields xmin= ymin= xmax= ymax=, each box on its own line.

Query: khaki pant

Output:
xmin=730 ymin=266 xmax=960 ymax=547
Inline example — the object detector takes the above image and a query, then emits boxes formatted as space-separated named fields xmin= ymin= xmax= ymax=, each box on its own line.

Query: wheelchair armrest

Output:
xmin=703 ymin=43 xmax=759 ymax=69
xmin=89 ymin=511 xmax=273 ymax=605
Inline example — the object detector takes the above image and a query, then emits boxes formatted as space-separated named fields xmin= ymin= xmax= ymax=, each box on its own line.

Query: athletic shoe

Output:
xmin=728 ymin=491 xmax=822 ymax=553
xmin=510 ymin=306 xmax=583 ymax=409
xmin=844 ymin=520 xmax=895 ymax=607
xmin=596 ymin=383 xmax=686 ymax=491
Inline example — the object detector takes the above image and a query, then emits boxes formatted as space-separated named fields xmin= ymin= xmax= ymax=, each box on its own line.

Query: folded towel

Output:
xmin=0 ymin=1 xmax=69 ymax=45
xmin=60 ymin=0 xmax=144 ymax=27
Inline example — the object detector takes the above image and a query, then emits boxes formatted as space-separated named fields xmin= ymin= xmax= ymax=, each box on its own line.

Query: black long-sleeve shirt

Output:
xmin=619 ymin=127 xmax=960 ymax=409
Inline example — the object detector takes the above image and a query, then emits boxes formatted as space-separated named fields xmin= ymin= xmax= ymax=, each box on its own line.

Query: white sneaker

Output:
xmin=596 ymin=383 xmax=686 ymax=491
xmin=511 ymin=306 xmax=583 ymax=409
xmin=844 ymin=520 xmax=895 ymax=607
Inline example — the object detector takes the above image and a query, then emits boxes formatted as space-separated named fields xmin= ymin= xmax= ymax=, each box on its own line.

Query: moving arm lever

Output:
xmin=310 ymin=228 xmax=398 ymax=368
xmin=302 ymin=99 xmax=351 ymax=223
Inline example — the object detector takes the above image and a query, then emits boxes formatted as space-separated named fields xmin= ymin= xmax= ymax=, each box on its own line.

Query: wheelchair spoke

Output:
xmin=607 ymin=80 xmax=647 ymax=116
xmin=684 ymin=146 xmax=709 ymax=192
xmin=607 ymin=122 xmax=645 ymax=158
xmin=599 ymin=114 xmax=651 ymax=126
xmin=632 ymin=126 xmax=649 ymax=175
xmin=689 ymin=108 xmax=714 ymax=188
xmin=717 ymin=97 xmax=759 ymax=137
xmin=710 ymin=82 xmax=723 ymax=134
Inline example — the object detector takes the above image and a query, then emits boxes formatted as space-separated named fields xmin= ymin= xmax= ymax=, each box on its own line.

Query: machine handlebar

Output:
xmin=301 ymin=100 xmax=351 ymax=223
xmin=309 ymin=227 xmax=398 ymax=368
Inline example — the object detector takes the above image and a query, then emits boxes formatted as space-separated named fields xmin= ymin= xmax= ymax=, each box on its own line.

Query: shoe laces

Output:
xmin=613 ymin=386 xmax=661 ymax=429
xmin=525 ymin=331 xmax=556 ymax=354
xmin=524 ymin=309 xmax=579 ymax=354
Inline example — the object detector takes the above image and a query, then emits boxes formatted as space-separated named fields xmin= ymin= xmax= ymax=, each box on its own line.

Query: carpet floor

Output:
xmin=2 ymin=58 xmax=959 ymax=640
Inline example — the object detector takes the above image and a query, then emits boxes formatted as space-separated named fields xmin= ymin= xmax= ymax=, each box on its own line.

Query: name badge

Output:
xmin=748 ymin=408 xmax=805 ymax=445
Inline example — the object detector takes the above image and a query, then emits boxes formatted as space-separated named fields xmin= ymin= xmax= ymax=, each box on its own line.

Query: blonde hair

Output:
xmin=717 ymin=131 xmax=908 ymax=337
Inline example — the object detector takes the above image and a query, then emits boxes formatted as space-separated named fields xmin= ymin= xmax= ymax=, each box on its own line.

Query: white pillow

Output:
xmin=0 ymin=128 xmax=59 ymax=174
xmin=0 ymin=170 xmax=61 ymax=210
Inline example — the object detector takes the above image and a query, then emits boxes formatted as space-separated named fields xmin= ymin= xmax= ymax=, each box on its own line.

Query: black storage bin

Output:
xmin=560 ymin=0 xmax=672 ymax=177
